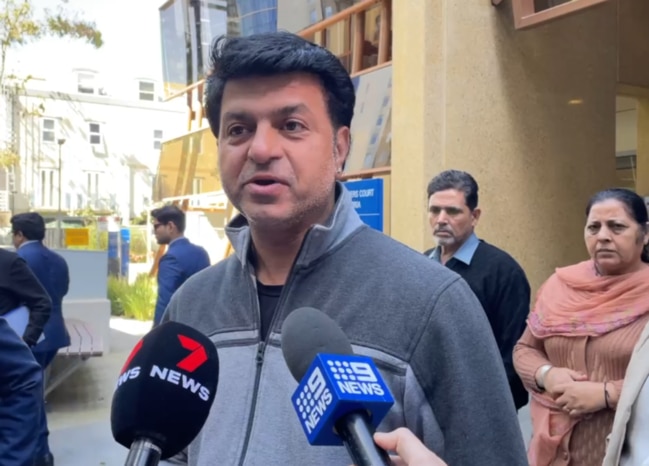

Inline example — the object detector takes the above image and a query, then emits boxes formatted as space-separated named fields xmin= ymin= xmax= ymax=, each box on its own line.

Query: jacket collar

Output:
xmin=225 ymin=181 xmax=365 ymax=268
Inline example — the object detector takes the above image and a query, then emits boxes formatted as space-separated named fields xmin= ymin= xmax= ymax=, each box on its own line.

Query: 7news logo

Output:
xmin=117 ymin=334 xmax=211 ymax=402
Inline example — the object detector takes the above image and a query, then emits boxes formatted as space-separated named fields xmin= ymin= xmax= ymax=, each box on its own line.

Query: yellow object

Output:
xmin=65 ymin=228 xmax=90 ymax=247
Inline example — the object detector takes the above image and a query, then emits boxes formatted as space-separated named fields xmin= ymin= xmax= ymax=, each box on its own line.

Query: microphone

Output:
xmin=281 ymin=307 xmax=395 ymax=466
xmin=110 ymin=321 xmax=219 ymax=465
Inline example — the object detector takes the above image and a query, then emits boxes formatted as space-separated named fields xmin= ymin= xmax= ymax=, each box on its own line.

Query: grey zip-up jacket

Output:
xmin=162 ymin=182 xmax=527 ymax=466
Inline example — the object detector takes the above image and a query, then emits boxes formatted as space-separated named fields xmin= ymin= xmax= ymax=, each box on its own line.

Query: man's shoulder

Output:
xmin=0 ymin=248 xmax=18 ymax=264
xmin=176 ymin=256 xmax=238 ymax=290
xmin=476 ymin=240 xmax=524 ymax=270
xmin=349 ymin=229 xmax=458 ymax=286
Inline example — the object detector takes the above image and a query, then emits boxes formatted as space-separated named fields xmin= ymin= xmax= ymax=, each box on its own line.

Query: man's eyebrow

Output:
xmin=221 ymin=104 xmax=310 ymax=123
xmin=270 ymin=104 xmax=310 ymax=118
xmin=221 ymin=110 xmax=252 ymax=123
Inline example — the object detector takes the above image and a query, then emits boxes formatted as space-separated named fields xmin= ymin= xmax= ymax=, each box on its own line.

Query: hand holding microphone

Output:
xmin=110 ymin=321 xmax=219 ymax=465
xmin=281 ymin=307 xmax=395 ymax=466
xmin=371 ymin=429 xmax=448 ymax=466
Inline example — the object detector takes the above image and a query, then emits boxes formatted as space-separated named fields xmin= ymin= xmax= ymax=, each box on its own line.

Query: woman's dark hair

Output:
xmin=586 ymin=188 xmax=649 ymax=263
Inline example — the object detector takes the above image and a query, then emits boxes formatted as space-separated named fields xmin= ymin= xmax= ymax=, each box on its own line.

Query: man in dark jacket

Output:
xmin=0 ymin=248 xmax=51 ymax=346
xmin=0 ymin=314 xmax=45 ymax=466
xmin=424 ymin=169 xmax=531 ymax=411
xmin=11 ymin=212 xmax=70 ymax=466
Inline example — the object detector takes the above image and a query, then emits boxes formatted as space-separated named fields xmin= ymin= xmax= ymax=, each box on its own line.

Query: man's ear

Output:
xmin=472 ymin=208 xmax=482 ymax=226
xmin=334 ymin=126 xmax=351 ymax=173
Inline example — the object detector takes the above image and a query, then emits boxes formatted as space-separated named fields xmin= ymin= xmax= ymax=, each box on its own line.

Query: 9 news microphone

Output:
xmin=110 ymin=321 xmax=219 ymax=466
xmin=281 ymin=307 xmax=394 ymax=466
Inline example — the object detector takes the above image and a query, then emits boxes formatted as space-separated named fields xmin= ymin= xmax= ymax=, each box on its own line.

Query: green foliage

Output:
xmin=0 ymin=0 xmax=103 ymax=86
xmin=107 ymin=274 xmax=157 ymax=322
xmin=0 ymin=144 xmax=19 ymax=168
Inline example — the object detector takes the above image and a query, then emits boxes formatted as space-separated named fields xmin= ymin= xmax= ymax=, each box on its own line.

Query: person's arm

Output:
xmin=512 ymin=326 xmax=552 ymax=392
xmin=410 ymin=277 xmax=528 ymax=466
xmin=154 ymin=254 xmax=185 ymax=325
xmin=493 ymin=266 xmax=530 ymax=392
xmin=8 ymin=255 xmax=52 ymax=346
xmin=0 ymin=318 xmax=43 ymax=466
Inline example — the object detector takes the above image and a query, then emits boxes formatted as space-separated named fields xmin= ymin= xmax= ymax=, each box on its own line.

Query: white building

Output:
xmin=0 ymin=0 xmax=187 ymax=220
xmin=7 ymin=69 xmax=186 ymax=220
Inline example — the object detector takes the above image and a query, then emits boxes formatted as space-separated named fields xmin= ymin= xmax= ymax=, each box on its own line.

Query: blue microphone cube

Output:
xmin=291 ymin=353 xmax=394 ymax=446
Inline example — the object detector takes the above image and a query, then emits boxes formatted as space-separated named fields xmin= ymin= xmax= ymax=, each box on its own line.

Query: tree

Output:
xmin=0 ymin=0 xmax=103 ymax=87
xmin=0 ymin=0 xmax=103 ymax=168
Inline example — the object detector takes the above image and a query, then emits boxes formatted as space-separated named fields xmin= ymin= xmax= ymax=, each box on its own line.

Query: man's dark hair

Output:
xmin=204 ymin=31 xmax=356 ymax=135
xmin=10 ymin=212 xmax=46 ymax=241
xmin=151 ymin=205 xmax=186 ymax=233
xmin=426 ymin=170 xmax=479 ymax=211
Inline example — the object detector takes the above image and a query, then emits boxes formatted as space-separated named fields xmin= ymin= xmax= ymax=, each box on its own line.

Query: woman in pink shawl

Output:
xmin=514 ymin=188 xmax=649 ymax=466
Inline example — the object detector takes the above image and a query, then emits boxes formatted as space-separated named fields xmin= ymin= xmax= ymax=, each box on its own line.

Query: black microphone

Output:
xmin=281 ymin=307 xmax=394 ymax=466
xmin=110 ymin=321 xmax=219 ymax=465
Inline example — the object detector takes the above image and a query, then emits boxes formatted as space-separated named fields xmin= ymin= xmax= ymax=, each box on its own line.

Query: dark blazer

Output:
xmin=0 ymin=248 xmax=51 ymax=346
xmin=17 ymin=241 xmax=71 ymax=352
xmin=0 ymin=316 xmax=43 ymax=466
xmin=153 ymin=237 xmax=210 ymax=325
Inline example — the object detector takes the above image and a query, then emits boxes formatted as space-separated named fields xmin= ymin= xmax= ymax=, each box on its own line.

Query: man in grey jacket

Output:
xmin=161 ymin=31 xmax=527 ymax=466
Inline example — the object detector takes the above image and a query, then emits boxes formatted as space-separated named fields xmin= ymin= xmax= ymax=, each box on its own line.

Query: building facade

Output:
xmin=10 ymin=70 xmax=186 ymax=220
xmin=155 ymin=0 xmax=649 ymax=291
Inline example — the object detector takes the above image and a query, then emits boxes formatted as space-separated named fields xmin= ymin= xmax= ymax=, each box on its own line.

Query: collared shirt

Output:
xmin=18 ymin=240 xmax=39 ymax=249
xmin=428 ymin=233 xmax=480 ymax=265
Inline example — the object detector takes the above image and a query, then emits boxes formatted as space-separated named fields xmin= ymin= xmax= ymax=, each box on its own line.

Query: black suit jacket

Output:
xmin=0 ymin=317 xmax=43 ymax=466
xmin=0 ymin=248 xmax=52 ymax=345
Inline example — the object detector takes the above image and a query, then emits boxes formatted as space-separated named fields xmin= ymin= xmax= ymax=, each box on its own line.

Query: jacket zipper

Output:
xmin=236 ymin=232 xmax=310 ymax=466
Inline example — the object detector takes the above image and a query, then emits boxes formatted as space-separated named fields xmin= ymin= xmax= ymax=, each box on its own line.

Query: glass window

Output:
xmin=139 ymin=81 xmax=156 ymax=101
xmin=78 ymin=72 xmax=96 ymax=94
xmin=39 ymin=169 xmax=55 ymax=208
xmin=89 ymin=123 xmax=102 ymax=145
xmin=154 ymin=129 xmax=164 ymax=150
xmin=42 ymin=118 xmax=56 ymax=143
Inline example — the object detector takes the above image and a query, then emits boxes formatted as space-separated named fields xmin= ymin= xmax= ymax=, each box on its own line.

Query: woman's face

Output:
xmin=584 ymin=199 xmax=649 ymax=275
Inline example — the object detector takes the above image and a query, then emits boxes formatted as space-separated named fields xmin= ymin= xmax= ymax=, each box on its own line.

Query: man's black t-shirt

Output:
xmin=257 ymin=281 xmax=283 ymax=341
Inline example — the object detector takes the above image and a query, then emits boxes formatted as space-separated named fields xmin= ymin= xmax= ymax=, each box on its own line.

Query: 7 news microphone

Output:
xmin=281 ymin=307 xmax=395 ymax=466
xmin=110 ymin=321 xmax=219 ymax=466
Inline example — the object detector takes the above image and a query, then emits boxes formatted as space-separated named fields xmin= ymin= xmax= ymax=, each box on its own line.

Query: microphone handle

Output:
xmin=124 ymin=438 xmax=162 ymax=466
xmin=335 ymin=411 xmax=393 ymax=466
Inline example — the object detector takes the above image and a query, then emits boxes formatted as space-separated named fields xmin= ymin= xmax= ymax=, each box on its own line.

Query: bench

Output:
xmin=44 ymin=318 xmax=104 ymax=397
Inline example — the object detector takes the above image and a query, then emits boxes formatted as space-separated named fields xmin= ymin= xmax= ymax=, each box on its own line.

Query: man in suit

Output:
xmin=11 ymin=212 xmax=70 ymax=466
xmin=151 ymin=205 xmax=210 ymax=325
xmin=0 ymin=248 xmax=51 ymax=346
xmin=0 ymin=316 xmax=45 ymax=466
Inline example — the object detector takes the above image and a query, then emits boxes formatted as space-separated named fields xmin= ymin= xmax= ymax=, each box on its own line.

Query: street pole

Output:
xmin=57 ymin=138 xmax=66 ymax=248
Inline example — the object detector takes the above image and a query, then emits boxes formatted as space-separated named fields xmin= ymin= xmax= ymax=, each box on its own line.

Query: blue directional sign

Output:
xmin=343 ymin=178 xmax=384 ymax=232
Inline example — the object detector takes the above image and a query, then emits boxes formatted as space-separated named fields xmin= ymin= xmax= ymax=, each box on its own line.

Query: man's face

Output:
xmin=217 ymin=72 xmax=350 ymax=231
xmin=152 ymin=221 xmax=173 ymax=245
xmin=11 ymin=229 xmax=25 ymax=249
xmin=427 ymin=189 xmax=480 ymax=249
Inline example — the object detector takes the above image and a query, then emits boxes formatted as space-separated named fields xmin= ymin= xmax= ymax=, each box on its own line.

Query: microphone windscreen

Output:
xmin=281 ymin=307 xmax=353 ymax=382
xmin=110 ymin=321 xmax=219 ymax=459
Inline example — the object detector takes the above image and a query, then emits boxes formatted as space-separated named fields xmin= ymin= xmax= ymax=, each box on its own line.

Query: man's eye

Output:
xmin=284 ymin=121 xmax=305 ymax=132
xmin=228 ymin=126 xmax=247 ymax=136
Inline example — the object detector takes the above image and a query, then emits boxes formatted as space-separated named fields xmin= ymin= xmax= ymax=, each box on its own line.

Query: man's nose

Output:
xmin=247 ymin=124 xmax=281 ymax=164
xmin=436 ymin=210 xmax=449 ymax=224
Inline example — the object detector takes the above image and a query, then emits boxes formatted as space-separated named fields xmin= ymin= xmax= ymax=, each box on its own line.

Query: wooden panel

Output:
xmin=511 ymin=0 xmax=610 ymax=29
